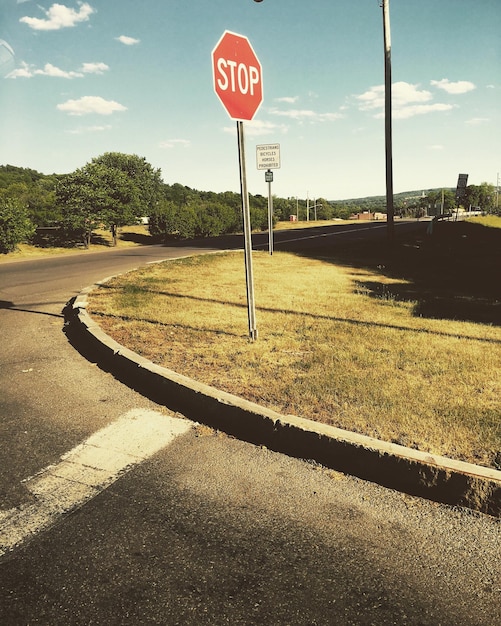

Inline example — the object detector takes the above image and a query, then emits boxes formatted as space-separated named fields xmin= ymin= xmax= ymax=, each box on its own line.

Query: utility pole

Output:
xmin=252 ymin=0 xmax=395 ymax=239
xmin=381 ymin=0 xmax=394 ymax=241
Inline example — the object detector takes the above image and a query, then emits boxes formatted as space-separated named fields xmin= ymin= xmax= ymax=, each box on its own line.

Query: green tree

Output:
xmin=464 ymin=182 xmax=496 ymax=213
xmin=90 ymin=153 xmax=163 ymax=243
xmin=422 ymin=189 xmax=455 ymax=215
xmin=56 ymin=168 xmax=107 ymax=247
xmin=194 ymin=201 xmax=239 ymax=237
xmin=315 ymin=198 xmax=333 ymax=220
xmin=26 ymin=177 xmax=59 ymax=227
xmin=273 ymin=196 xmax=296 ymax=222
xmin=149 ymin=200 xmax=198 ymax=240
xmin=164 ymin=183 xmax=196 ymax=208
xmin=91 ymin=152 xmax=163 ymax=216
xmin=0 ymin=199 xmax=35 ymax=254
xmin=56 ymin=153 xmax=162 ymax=246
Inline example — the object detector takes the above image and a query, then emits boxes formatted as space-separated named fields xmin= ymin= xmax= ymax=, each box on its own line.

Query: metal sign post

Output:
xmin=237 ymin=121 xmax=258 ymax=341
xmin=265 ymin=169 xmax=274 ymax=255
xmin=257 ymin=144 xmax=280 ymax=257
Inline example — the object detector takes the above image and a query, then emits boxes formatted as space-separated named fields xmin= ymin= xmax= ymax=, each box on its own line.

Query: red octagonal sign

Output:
xmin=212 ymin=31 xmax=263 ymax=121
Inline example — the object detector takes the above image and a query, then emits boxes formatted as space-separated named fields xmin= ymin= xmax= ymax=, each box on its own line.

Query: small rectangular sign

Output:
xmin=256 ymin=143 xmax=280 ymax=170
xmin=455 ymin=173 xmax=468 ymax=201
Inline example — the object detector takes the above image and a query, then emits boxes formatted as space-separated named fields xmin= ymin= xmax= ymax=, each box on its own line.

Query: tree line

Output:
xmin=0 ymin=153 xmax=498 ymax=254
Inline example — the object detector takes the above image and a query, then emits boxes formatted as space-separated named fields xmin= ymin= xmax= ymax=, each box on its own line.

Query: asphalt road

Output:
xmin=1 ymin=224 xmax=500 ymax=625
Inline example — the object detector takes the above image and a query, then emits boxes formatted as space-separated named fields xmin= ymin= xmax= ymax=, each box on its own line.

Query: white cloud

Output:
xmin=393 ymin=82 xmax=434 ymax=106
xmin=81 ymin=62 xmax=109 ymax=74
xmin=222 ymin=119 xmax=288 ymax=137
xmin=67 ymin=124 xmax=112 ymax=134
xmin=57 ymin=96 xmax=127 ymax=115
xmin=356 ymin=81 xmax=456 ymax=119
xmin=357 ymin=82 xmax=432 ymax=112
xmin=7 ymin=60 xmax=109 ymax=79
xmin=431 ymin=79 xmax=476 ymax=94
xmin=6 ymin=61 xmax=34 ymax=78
xmin=35 ymin=63 xmax=82 ymax=78
xmin=428 ymin=144 xmax=444 ymax=151
xmin=269 ymin=107 xmax=343 ymax=123
xmin=246 ymin=119 xmax=289 ymax=136
xmin=465 ymin=117 xmax=489 ymax=125
xmin=274 ymin=96 xmax=299 ymax=104
xmin=20 ymin=2 xmax=95 ymax=31
xmin=391 ymin=103 xmax=455 ymax=120
xmin=159 ymin=139 xmax=191 ymax=149
xmin=116 ymin=35 xmax=140 ymax=46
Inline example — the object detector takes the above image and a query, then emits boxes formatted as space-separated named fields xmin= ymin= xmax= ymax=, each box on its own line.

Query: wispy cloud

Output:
xmin=6 ymin=61 xmax=33 ymax=79
xmin=20 ymin=2 xmax=95 ymax=31
xmin=274 ymin=96 xmax=299 ymax=104
xmin=246 ymin=119 xmax=289 ymax=136
xmin=465 ymin=117 xmax=489 ymax=125
xmin=428 ymin=144 xmax=444 ymax=151
xmin=57 ymin=96 xmax=126 ymax=115
xmin=222 ymin=119 xmax=288 ymax=137
xmin=81 ymin=62 xmax=109 ymax=75
xmin=356 ymin=81 xmax=455 ymax=119
xmin=431 ymin=79 xmax=476 ymax=94
xmin=67 ymin=124 xmax=112 ymax=134
xmin=7 ymin=60 xmax=109 ymax=79
xmin=115 ymin=35 xmax=140 ymax=46
xmin=159 ymin=139 xmax=191 ymax=149
xmin=36 ymin=63 xmax=82 ymax=78
xmin=269 ymin=107 xmax=343 ymax=123
xmin=392 ymin=103 xmax=455 ymax=120
xmin=357 ymin=82 xmax=430 ymax=110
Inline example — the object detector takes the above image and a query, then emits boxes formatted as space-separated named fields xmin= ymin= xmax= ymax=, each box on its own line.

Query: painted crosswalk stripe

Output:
xmin=0 ymin=409 xmax=192 ymax=557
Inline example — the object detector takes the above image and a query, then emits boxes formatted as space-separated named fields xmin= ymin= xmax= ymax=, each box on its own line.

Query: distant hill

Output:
xmin=0 ymin=164 xmax=453 ymax=214
xmin=330 ymin=189 xmax=454 ymax=206
xmin=0 ymin=164 xmax=48 ymax=187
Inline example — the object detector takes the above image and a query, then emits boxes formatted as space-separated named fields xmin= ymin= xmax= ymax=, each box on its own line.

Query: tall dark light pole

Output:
xmin=381 ymin=0 xmax=394 ymax=241
xmin=253 ymin=0 xmax=395 ymax=241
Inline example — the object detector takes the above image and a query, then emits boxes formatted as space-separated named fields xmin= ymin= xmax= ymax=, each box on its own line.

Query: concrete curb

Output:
xmin=67 ymin=281 xmax=501 ymax=518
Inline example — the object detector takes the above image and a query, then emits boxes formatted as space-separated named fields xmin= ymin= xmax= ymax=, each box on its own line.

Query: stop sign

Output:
xmin=212 ymin=31 xmax=263 ymax=121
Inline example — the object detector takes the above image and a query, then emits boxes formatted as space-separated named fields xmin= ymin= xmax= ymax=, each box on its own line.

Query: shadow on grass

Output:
xmin=119 ymin=231 xmax=156 ymax=245
xmin=31 ymin=228 xmax=111 ymax=249
xmin=298 ymin=220 xmax=501 ymax=327
xmin=92 ymin=284 xmax=501 ymax=345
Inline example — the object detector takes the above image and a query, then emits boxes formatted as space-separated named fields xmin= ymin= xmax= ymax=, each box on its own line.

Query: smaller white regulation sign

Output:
xmin=256 ymin=143 xmax=280 ymax=170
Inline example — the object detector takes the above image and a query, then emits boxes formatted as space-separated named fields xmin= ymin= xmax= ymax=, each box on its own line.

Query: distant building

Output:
xmin=351 ymin=211 xmax=387 ymax=221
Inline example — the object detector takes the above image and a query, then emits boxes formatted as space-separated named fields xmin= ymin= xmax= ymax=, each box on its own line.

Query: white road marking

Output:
xmin=255 ymin=223 xmax=388 ymax=247
xmin=0 ymin=409 xmax=192 ymax=557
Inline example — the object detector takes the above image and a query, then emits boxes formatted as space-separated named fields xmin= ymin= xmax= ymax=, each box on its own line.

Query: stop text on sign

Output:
xmin=216 ymin=59 xmax=260 ymax=97
xmin=212 ymin=30 xmax=263 ymax=121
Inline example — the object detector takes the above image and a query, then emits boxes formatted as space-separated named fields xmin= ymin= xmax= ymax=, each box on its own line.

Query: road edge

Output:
xmin=65 ymin=281 xmax=501 ymax=518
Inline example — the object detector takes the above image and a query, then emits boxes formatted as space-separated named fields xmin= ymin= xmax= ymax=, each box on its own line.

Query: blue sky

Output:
xmin=1 ymin=0 xmax=499 ymax=200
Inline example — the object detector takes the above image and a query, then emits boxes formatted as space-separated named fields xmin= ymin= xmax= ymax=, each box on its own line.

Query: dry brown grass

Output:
xmin=87 ymin=250 xmax=501 ymax=469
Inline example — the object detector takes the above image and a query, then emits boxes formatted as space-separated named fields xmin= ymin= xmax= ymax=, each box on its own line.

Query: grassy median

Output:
xmin=87 ymin=218 xmax=501 ymax=470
